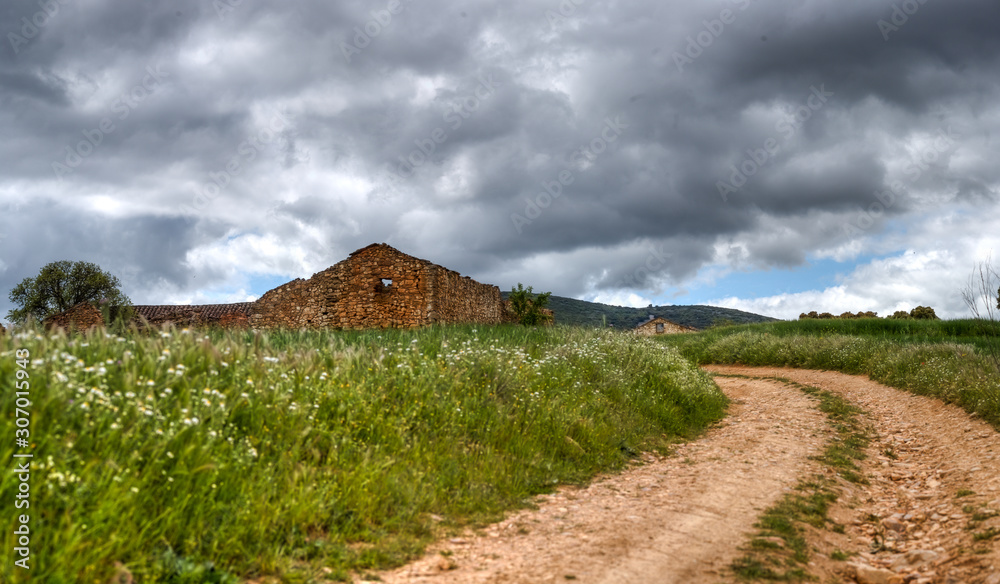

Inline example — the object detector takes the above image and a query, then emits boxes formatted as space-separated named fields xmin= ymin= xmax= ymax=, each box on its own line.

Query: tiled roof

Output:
xmin=133 ymin=303 xmax=255 ymax=321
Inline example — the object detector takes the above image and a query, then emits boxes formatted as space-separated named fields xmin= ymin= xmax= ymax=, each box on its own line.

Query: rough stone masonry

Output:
xmin=42 ymin=243 xmax=534 ymax=332
xmin=251 ymin=243 xmax=513 ymax=329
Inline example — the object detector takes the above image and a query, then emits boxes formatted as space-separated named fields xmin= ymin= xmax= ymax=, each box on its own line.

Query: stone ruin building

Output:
xmin=633 ymin=315 xmax=697 ymax=336
xmin=252 ymin=243 xmax=511 ymax=329
xmin=43 ymin=243 xmax=542 ymax=332
xmin=42 ymin=300 xmax=106 ymax=332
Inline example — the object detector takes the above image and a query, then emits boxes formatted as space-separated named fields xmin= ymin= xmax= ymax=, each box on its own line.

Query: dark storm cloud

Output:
xmin=1 ymin=0 xmax=999 ymax=315
xmin=0 ymin=69 xmax=68 ymax=104
xmin=0 ymin=200 xmax=232 ymax=319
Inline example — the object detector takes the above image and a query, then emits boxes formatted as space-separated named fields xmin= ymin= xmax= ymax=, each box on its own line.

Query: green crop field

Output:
xmin=661 ymin=318 xmax=1000 ymax=428
xmin=0 ymin=324 xmax=726 ymax=583
xmin=672 ymin=317 xmax=1000 ymax=350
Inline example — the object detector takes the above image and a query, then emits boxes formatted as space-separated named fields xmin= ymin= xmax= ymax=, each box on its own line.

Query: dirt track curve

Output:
xmin=371 ymin=366 xmax=1000 ymax=584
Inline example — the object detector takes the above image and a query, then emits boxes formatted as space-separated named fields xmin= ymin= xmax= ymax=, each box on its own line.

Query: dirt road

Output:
xmin=373 ymin=367 xmax=1000 ymax=584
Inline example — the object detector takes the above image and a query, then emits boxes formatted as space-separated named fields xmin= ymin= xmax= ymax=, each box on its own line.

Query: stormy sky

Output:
xmin=1 ymin=0 xmax=998 ymax=322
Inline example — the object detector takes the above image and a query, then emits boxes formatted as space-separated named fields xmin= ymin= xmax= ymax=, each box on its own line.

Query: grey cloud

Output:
xmin=1 ymin=0 xmax=999 ymax=314
xmin=0 ymin=201 xmax=231 ymax=318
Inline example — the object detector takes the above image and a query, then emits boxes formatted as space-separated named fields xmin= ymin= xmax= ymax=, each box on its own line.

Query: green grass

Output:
xmin=829 ymin=550 xmax=851 ymax=561
xmin=973 ymin=527 xmax=1000 ymax=542
xmin=790 ymin=381 xmax=871 ymax=485
xmin=663 ymin=319 xmax=1000 ymax=428
xmin=729 ymin=378 xmax=871 ymax=582
xmin=0 ymin=324 xmax=727 ymax=583
xmin=700 ymin=318 xmax=1000 ymax=351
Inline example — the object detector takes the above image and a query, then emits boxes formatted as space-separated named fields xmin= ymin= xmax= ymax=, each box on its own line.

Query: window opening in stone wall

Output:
xmin=656 ymin=322 xmax=664 ymax=333
xmin=376 ymin=278 xmax=393 ymax=292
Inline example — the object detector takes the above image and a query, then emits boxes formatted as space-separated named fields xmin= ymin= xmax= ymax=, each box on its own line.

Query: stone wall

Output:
xmin=634 ymin=317 xmax=695 ymax=336
xmin=217 ymin=312 xmax=249 ymax=329
xmin=40 ymin=244 xmax=547 ymax=333
xmin=248 ymin=277 xmax=316 ymax=329
xmin=251 ymin=243 xmax=510 ymax=330
xmin=44 ymin=302 xmax=105 ymax=332
xmin=337 ymin=244 xmax=435 ymax=328
xmin=428 ymin=268 xmax=506 ymax=325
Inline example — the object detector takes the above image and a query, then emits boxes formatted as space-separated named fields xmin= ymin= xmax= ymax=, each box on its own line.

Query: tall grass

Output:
xmin=687 ymin=318 xmax=1000 ymax=350
xmin=0 ymin=324 xmax=726 ymax=583
xmin=663 ymin=321 xmax=1000 ymax=428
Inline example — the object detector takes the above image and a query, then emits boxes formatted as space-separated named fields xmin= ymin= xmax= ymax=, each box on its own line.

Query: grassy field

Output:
xmin=662 ymin=318 xmax=1000 ymax=428
xmin=0 ymin=324 xmax=726 ymax=583
xmin=681 ymin=318 xmax=1000 ymax=350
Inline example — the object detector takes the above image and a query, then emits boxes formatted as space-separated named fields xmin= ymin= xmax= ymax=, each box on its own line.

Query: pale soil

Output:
xmin=364 ymin=367 xmax=1000 ymax=584
xmin=707 ymin=366 xmax=1000 ymax=584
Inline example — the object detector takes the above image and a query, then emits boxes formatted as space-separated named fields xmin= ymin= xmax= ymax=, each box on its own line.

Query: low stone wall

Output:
xmin=44 ymin=302 xmax=105 ymax=332
xmin=217 ymin=312 xmax=249 ymax=329
xmin=249 ymin=277 xmax=317 ymax=329
xmin=428 ymin=268 xmax=506 ymax=325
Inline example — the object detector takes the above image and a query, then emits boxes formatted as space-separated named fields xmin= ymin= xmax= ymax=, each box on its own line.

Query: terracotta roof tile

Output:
xmin=133 ymin=303 xmax=254 ymax=321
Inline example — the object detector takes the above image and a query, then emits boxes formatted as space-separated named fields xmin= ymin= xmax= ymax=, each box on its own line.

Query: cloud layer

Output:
xmin=1 ymin=0 xmax=998 ymax=321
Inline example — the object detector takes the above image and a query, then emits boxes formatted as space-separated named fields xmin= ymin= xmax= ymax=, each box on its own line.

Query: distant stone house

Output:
xmin=634 ymin=315 xmax=697 ymax=336
xmin=43 ymin=243 xmax=534 ymax=332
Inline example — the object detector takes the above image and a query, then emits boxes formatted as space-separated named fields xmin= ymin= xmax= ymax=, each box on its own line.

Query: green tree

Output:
xmin=7 ymin=261 xmax=133 ymax=325
xmin=508 ymin=283 xmax=552 ymax=326
xmin=910 ymin=306 xmax=939 ymax=320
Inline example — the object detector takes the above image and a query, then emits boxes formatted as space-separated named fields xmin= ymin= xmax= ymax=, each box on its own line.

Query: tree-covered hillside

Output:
xmin=502 ymin=293 xmax=780 ymax=329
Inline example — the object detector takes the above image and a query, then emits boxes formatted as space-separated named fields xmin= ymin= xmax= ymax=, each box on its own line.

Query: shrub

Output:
xmin=802 ymin=310 xmax=878 ymax=320
xmin=910 ymin=306 xmax=939 ymax=320
xmin=508 ymin=283 xmax=553 ymax=326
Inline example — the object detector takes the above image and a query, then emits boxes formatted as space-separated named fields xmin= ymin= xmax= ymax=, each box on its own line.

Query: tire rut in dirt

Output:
xmin=705 ymin=365 xmax=1000 ymax=584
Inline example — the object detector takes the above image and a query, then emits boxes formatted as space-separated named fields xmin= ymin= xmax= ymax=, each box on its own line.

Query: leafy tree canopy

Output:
xmin=508 ymin=283 xmax=552 ymax=326
xmin=7 ymin=260 xmax=133 ymax=325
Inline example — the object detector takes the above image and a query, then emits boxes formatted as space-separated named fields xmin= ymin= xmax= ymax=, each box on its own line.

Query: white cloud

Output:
xmin=708 ymin=207 xmax=1000 ymax=319
xmin=588 ymin=291 xmax=653 ymax=308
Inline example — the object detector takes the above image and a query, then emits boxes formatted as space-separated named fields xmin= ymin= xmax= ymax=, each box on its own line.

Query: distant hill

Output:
xmin=502 ymin=293 xmax=780 ymax=330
